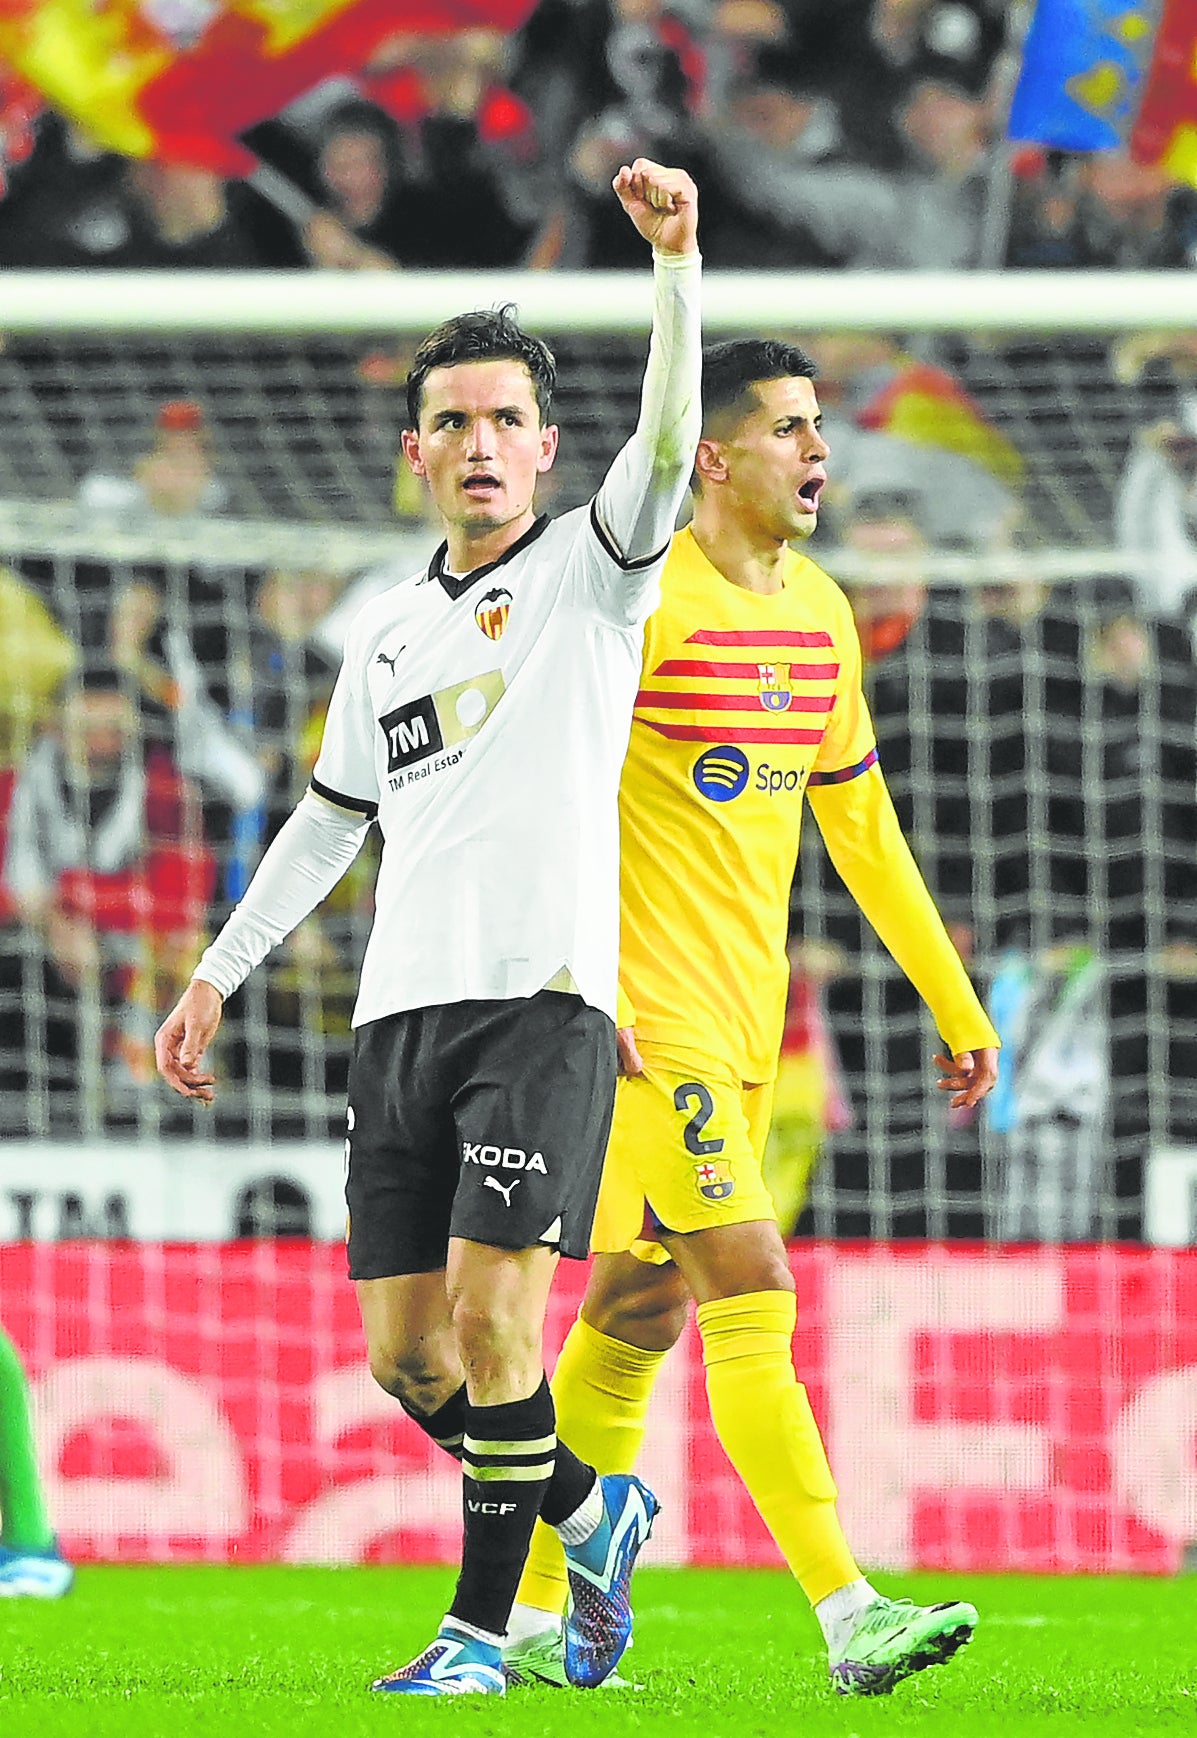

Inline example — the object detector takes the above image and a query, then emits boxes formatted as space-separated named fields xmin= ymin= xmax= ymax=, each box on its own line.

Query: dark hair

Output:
xmin=405 ymin=304 xmax=557 ymax=428
xmin=701 ymin=338 xmax=817 ymax=433
xmin=318 ymin=100 xmax=400 ymax=173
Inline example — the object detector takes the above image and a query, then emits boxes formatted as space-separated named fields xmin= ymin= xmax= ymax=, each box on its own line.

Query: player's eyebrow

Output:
xmin=430 ymin=404 xmax=528 ymax=428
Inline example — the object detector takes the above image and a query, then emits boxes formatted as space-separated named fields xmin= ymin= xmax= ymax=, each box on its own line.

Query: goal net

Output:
xmin=0 ymin=269 xmax=1194 ymax=1248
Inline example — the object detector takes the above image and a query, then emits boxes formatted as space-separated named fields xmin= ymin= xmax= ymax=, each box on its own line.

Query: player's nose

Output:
xmin=467 ymin=418 xmax=497 ymax=459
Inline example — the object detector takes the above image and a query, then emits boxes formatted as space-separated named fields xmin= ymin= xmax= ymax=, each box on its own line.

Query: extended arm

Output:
xmin=808 ymin=766 xmax=999 ymax=1103
xmin=591 ymin=161 xmax=702 ymax=584
xmin=154 ymin=789 xmax=370 ymax=1098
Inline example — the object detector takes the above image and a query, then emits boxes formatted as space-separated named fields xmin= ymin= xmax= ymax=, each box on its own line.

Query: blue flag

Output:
xmin=1008 ymin=0 xmax=1162 ymax=151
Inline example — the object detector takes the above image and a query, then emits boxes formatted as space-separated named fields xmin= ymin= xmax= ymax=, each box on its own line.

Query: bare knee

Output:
xmin=356 ymin=1273 xmax=461 ymax=1415
xmin=367 ymin=1337 xmax=457 ymax=1415
xmin=582 ymin=1252 xmax=690 ymax=1352
xmin=449 ymin=1295 xmax=541 ymax=1390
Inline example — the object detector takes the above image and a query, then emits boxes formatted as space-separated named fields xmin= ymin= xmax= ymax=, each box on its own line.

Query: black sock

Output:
xmin=449 ymin=1377 xmax=559 ymax=1637
xmin=400 ymin=1385 xmax=466 ymax=1460
xmin=539 ymin=1438 xmax=597 ymax=1528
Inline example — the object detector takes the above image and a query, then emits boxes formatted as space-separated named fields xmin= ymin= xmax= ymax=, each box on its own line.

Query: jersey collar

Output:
xmin=429 ymin=514 xmax=550 ymax=601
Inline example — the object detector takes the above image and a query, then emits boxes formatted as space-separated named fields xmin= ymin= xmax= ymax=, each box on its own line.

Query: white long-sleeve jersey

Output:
xmin=195 ymin=247 xmax=702 ymax=1025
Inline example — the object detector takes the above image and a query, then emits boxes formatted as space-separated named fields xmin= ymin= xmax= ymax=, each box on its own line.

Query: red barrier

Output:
xmin=3 ymin=1242 xmax=1193 ymax=1572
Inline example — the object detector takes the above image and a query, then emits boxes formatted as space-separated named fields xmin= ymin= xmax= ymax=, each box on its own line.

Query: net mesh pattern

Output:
xmin=0 ymin=319 xmax=1193 ymax=1243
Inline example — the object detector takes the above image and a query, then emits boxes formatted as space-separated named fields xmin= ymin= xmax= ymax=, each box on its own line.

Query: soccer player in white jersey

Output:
xmin=155 ymin=159 xmax=702 ymax=1698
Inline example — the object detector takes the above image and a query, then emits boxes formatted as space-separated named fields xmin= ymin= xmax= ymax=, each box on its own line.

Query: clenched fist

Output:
xmin=613 ymin=159 xmax=699 ymax=256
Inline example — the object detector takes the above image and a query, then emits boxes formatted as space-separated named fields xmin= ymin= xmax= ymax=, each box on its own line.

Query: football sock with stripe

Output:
xmin=696 ymin=1290 xmax=862 ymax=1606
xmin=449 ymin=1377 xmax=561 ymax=1637
xmin=400 ymin=1385 xmax=466 ymax=1459
xmin=0 ymin=1326 xmax=54 ymax=1551
xmin=515 ymin=1315 xmax=666 ymax=1619
xmin=400 ymin=1378 xmax=595 ymax=1523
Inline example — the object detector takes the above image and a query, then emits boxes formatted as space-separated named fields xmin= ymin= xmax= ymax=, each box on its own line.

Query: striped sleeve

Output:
xmin=809 ymin=603 xmax=877 ymax=782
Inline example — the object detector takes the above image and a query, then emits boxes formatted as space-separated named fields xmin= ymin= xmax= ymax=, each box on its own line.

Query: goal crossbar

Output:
xmin=0 ymin=269 xmax=1192 ymax=335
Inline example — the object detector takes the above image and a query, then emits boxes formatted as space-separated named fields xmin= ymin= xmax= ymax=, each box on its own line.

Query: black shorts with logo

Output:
xmin=345 ymin=990 xmax=617 ymax=1279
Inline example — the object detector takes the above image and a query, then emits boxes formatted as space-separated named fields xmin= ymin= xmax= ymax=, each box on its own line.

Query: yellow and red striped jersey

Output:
xmin=619 ymin=526 xmax=998 ymax=1081
xmin=619 ymin=527 xmax=875 ymax=1081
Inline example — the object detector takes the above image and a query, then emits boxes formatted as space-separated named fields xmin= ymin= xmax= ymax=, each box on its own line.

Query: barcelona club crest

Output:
xmin=475 ymin=587 xmax=513 ymax=641
xmin=758 ymin=662 xmax=792 ymax=712
xmin=694 ymin=1159 xmax=735 ymax=1202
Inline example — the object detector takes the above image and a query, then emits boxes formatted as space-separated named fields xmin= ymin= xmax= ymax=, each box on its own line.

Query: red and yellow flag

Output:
xmin=0 ymin=1 xmax=536 ymax=172
xmin=1130 ymin=0 xmax=1197 ymax=187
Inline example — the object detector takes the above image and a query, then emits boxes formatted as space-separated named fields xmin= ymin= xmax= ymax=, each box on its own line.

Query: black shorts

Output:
xmin=345 ymin=990 xmax=617 ymax=1279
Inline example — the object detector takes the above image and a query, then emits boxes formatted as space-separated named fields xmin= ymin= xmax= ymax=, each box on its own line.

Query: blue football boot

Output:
xmin=0 ymin=1542 xmax=73 ymax=1599
xmin=371 ymin=1623 xmax=505 ymax=1697
xmin=562 ymin=1473 xmax=659 ymax=1688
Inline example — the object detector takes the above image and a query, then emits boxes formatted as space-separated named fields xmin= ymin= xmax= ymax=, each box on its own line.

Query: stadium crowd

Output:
xmin=1 ymin=0 xmax=1195 ymax=273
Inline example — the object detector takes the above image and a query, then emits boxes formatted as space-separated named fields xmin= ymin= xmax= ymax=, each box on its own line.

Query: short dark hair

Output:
xmin=702 ymin=337 xmax=817 ymax=435
xmin=405 ymin=305 xmax=557 ymax=428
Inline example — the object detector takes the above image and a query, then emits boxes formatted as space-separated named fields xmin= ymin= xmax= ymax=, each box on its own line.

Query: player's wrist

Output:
xmin=652 ymin=244 xmax=701 ymax=265
xmin=189 ymin=971 xmax=227 ymax=1005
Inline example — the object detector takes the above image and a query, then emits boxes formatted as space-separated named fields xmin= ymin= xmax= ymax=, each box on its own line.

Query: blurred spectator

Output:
xmin=685 ymin=62 xmax=849 ymax=265
xmin=0 ymin=114 xmax=129 ymax=267
xmin=79 ymin=399 xmax=228 ymax=525
xmin=772 ymin=0 xmax=1006 ymax=169
xmin=247 ymin=567 xmax=344 ymax=824
xmin=0 ymin=570 xmax=77 ymax=774
xmin=0 ymin=115 xmax=268 ymax=269
xmin=1 ymin=666 xmax=216 ymax=1109
xmin=538 ymin=0 xmax=755 ymax=266
xmin=706 ymin=71 xmax=993 ymax=266
xmin=115 ymin=161 xmax=266 ymax=269
xmin=294 ymin=36 xmax=543 ymax=269
xmin=837 ymin=486 xmax=929 ymax=662
xmin=300 ymin=102 xmax=404 ymax=270
xmin=74 ymin=402 xmax=266 ymax=843
xmin=812 ymin=335 xmax=1021 ymax=548
xmin=1116 ymin=385 xmax=1197 ymax=622
xmin=1007 ymin=149 xmax=1197 ymax=271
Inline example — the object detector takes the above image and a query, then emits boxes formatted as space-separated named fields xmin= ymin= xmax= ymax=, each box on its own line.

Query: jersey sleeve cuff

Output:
xmin=310 ymin=775 xmax=379 ymax=820
xmin=807 ymin=747 xmax=879 ymax=787
xmin=588 ymin=499 xmax=671 ymax=572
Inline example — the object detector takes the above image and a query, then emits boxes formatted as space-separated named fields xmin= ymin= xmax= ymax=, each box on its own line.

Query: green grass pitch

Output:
xmin=2 ymin=1566 xmax=1192 ymax=1736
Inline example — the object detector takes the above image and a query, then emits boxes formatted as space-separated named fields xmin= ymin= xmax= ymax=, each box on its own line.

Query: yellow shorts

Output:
xmin=590 ymin=1044 xmax=778 ymax=1263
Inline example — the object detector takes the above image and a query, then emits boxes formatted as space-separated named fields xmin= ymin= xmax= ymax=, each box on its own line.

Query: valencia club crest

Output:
xmin=475 ymin=587 xmax=513 ymax=641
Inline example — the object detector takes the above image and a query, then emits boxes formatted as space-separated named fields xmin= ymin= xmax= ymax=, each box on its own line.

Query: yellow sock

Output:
xmin=696 ymin=1290 xmax=860 ymax=1606
xmin=515 ymin=1315 xmax=666 ymax=1618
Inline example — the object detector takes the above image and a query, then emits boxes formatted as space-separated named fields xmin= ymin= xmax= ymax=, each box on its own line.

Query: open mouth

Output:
xmin=462 ymin=472 xmax=501 ymax=498
xmin=797 ymin=474 xmax=825 ymax=513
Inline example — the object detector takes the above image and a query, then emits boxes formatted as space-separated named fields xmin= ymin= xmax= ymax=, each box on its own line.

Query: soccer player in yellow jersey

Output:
xmin=504 ymin=338 xmax=1000 ymax=1696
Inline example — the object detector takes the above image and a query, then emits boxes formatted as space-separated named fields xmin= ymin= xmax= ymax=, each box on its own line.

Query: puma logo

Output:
xmin=483 ymin=1175 xmax=521 ymax=1207
xmin=375 ymin=647 xmax=405 ymax=674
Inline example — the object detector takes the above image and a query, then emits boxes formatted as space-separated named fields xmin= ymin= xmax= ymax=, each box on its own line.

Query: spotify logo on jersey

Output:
xmin=692 ymin=745 xmax=750 ymax=802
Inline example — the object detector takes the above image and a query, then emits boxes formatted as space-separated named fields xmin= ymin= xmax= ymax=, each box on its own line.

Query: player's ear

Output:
xmin=694 ymin=436 xmax=727 ymax=487
xmin=537 ymin=423 xmax=559 ymax=472
xmin=400 ymin=428 xmax=426 ymax=478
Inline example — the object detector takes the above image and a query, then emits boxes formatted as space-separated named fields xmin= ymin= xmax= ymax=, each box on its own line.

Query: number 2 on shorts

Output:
xmin=673 ymin=1081 xmax=726 ymax=1157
